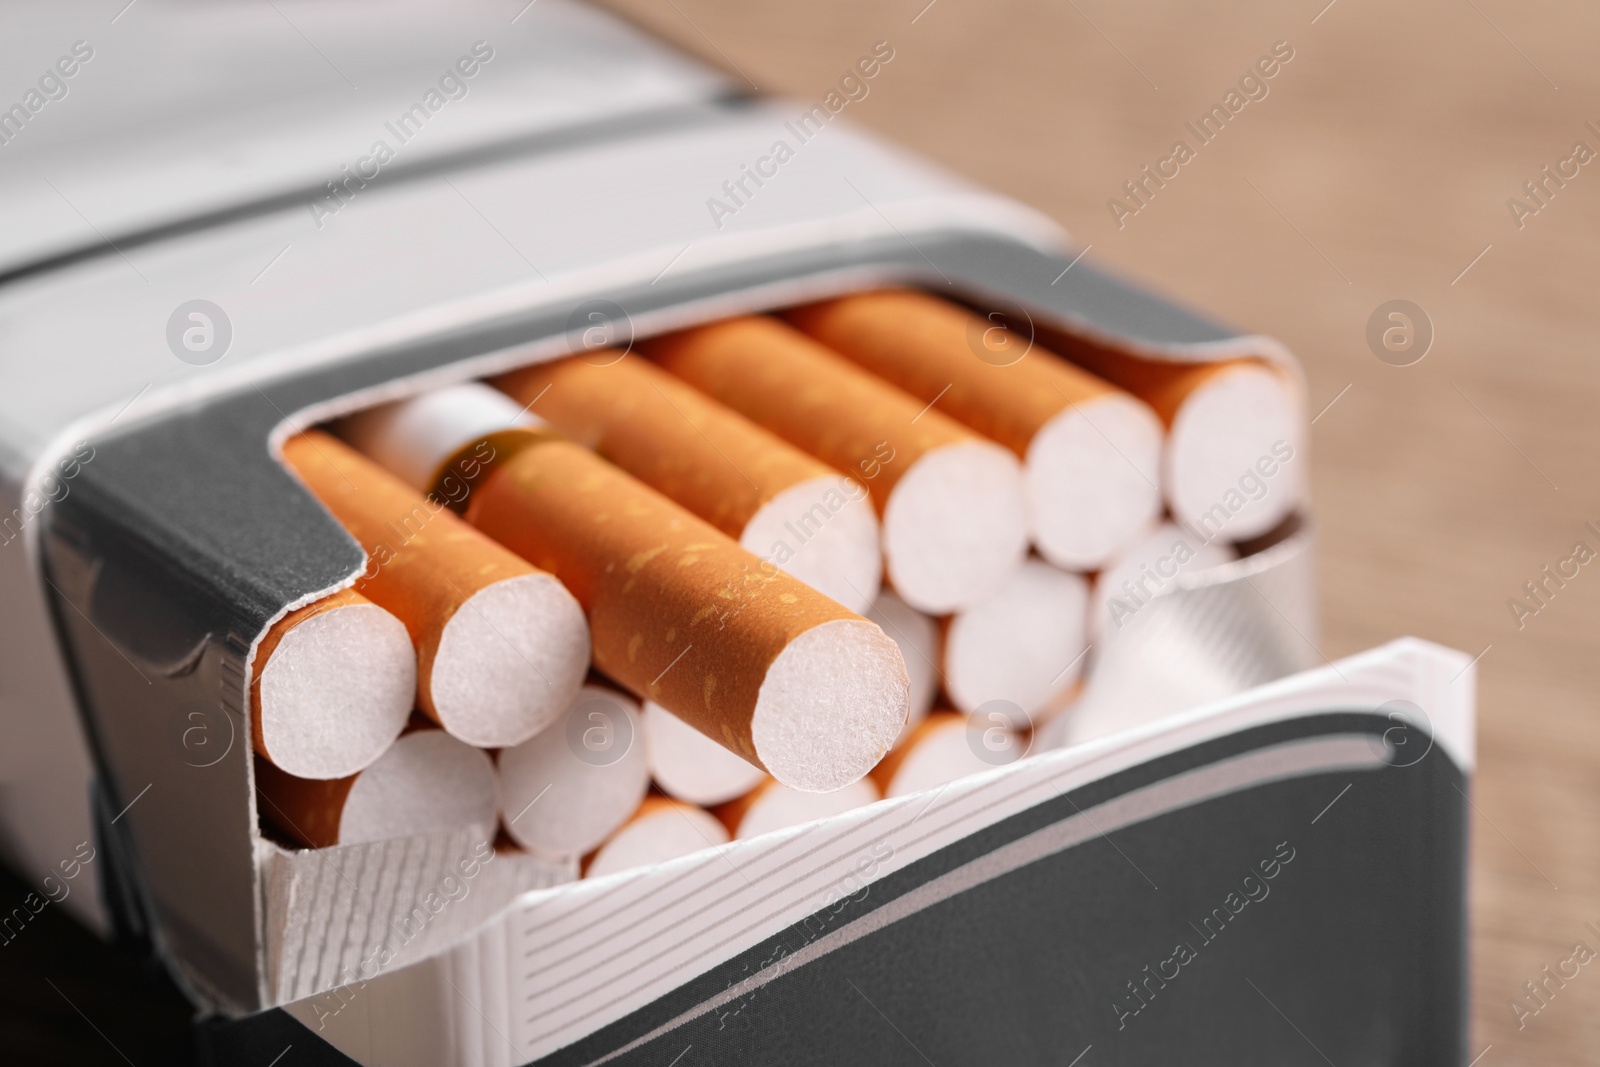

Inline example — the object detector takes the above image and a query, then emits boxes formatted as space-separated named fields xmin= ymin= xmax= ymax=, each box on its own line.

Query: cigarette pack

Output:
xmin=0 ymin=2 xmax=1471 ymax=1063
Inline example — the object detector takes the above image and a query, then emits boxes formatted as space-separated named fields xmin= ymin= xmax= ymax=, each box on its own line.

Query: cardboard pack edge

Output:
xmin=258 ymin=637 xmax=1470 ymax=1067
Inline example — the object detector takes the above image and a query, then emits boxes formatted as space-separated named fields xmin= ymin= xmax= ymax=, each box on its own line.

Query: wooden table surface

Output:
xmin=604 ymin=0 xmax=1600 ymax=1060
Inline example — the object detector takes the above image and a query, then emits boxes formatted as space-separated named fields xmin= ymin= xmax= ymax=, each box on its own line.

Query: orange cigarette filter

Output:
xmin=282 ymin=431 xmax=590 ymax=748
xmin=491 ymin=354 xmax=880 ymax=613
xmin=787 ymin=290 xmax=1126 ymax=458
xmin=463 ymin=432 xmax=907 ymax=792
xmin=1034 ymin=344 xmax=1303 ymax=541
xmin=251 ymin=586 xmax=414 ymax=780
xmin=644 ymin=317 xmax=1029 ymax=615
xmin=787 ymin=290 xmax=1165 ymax=570
xmin=1049 ymin=350 xmax=1242 ymax=425
xmin=255 ymin=756 xmax=352 ymax=848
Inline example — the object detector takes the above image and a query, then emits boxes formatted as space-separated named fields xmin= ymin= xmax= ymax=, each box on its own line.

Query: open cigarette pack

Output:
xmin=0 ymin=2 xmax=1472 ymax=1064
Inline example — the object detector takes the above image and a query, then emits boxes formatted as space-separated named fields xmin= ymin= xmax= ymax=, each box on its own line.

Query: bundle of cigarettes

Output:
xmin=255 ymin=289 xmax=1302 ymax=877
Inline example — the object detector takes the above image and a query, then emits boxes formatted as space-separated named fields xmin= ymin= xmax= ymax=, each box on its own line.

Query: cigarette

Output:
xmin=788 ymin=291 xmax=1165 ymax=570
xmin=492 ymin=355 xmax=882 ymax=614
xmin=254 ymin=725 xmax=498 ymax=848
xmin=339 ymin=381 xmax=532 ymax=495
xmin=282 ymin=431 xmax=591 ymax=748
xmin=645 ymin=317 xmax=1029 ymax=615
xmin=496 ymin=683 xmax=650 ymax=858
xmin=585 ymin=796 xmax=730 ymax=879
xmin=864 ymin=589 xmax=938 ymax=747
xmin=714 ymin=777 xmax=880 ymax=840
xmin=251 ymin=589 xmax=415 ymax=780
xmin=344 ymin=384 xmax=910 ymax=793
xmin=1044 ymin=346 xmax=1303 ymax=541
xmin=870 ymin=711 xmax=1011 ymax=799
xmin=643 ymin=700 xmax=766 ymax=806
xmin=943 ymin=557 xmax=1090 ymax=717
xmin=1089 ymin=521 xmax=1235 ymax=639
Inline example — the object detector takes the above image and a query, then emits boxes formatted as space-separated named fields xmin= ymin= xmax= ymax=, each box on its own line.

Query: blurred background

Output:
xmin=5 ymin=0 xmax=1599 ymax=1061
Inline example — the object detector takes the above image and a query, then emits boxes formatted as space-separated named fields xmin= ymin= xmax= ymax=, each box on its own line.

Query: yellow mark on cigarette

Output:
xmin=626 ymin=545 xmax=667 ymax=573
xmin=627 ymin=633 xmax=643 ymax=662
